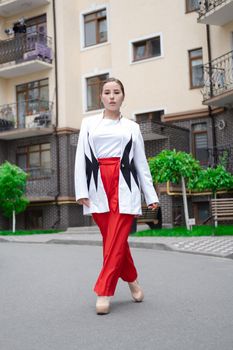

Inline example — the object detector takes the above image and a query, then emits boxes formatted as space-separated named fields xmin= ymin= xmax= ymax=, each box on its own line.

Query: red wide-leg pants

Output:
xmin=92 ymin=157 xmax=138 ymax=297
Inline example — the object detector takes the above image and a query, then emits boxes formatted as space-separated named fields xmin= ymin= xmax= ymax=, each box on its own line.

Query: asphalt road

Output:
xmin=0 ymin=243 xmax=233 ymax=350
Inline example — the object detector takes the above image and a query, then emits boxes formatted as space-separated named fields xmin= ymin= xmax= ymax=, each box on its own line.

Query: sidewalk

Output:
xmin=1 ymin=225 xmax=233 ymax=259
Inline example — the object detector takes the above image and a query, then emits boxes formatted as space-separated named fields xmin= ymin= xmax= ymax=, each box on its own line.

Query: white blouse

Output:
xmin=91 ymin=117 xmax=123 ymax=158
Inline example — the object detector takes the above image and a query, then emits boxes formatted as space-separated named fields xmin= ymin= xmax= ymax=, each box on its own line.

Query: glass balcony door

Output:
xmin=16 ymin=78 xmax=49 ymax=128
xmin=16 ymin=14 xmax=48 ymax=56
xmin=17 ymin=91 xmax=27 ymax=128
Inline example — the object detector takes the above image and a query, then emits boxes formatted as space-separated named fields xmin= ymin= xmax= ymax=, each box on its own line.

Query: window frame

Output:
xmin=82 ymin=70 xmax=110 ymax=114
xmin=80 ymin=4 xmax=110 ymax=50
xmin=16 ymin=143 xmax=51 ymax=179
xmin=189 ymin=48 xmax=204 ymax=89
xmin=192 ymin=123 xmax=208 ymax=165
xmin=25 ymin=13 xmax=47 ymax=34
xmin=185 ymin=0 xmax=200 ymax=13
xmin=16 ymin=78 xmax=49 ymax=121
xmin=130 ymin=33 xmax=164 ymax=65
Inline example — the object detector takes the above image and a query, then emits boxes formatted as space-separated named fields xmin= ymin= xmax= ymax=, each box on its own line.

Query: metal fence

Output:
xmin=198 ymin=0 xmax=228 ymax=18
xmin=201 ymin=50 xmax=233 ymax=101
xmin=0 ymin=100 xmax=54 ymax=131
xmin=207 ymin=144 xmax=233 ymax=171
xmin=0 ymin=32 xmax=53 ymax=65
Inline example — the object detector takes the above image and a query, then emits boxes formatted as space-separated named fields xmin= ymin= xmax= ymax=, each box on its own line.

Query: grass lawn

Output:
xmin=133 ymin=225 xmax=233 ymax=237
xmin=0 ymin=229 xmax=63 ymax=236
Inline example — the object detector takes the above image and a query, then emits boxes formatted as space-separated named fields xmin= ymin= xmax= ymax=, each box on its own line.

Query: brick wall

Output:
xmin=172 ymin=117 xmax=213 ymax=154
xmin=214 ymin=108 xmax=233 ymax=172
xmin=6 ymin=134 xmax=58 ymax=199
xmin=159 ymin=194 xmax=173 ymax=227
xmin=140 ymin=120 xmax=190 ymax=154
xmin=0 ymin=141 xmax=7 ymax=163
xmin=138 ymin=120 xmax=190 ymax=227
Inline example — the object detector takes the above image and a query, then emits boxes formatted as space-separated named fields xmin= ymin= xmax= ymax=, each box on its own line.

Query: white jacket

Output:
xmin=74 ymin=113 xmax=159 ymax=215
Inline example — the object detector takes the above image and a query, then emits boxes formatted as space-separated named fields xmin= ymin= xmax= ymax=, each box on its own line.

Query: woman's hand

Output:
xmin=77 ymin=198 xmax=90 ymax=207
xmin=148 ymin=203 xmax=159 ymax=211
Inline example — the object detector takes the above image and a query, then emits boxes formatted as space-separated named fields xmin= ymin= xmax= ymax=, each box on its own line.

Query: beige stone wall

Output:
xmin=0 ymin=77 xmax=6 ymax=102
xmin=211 ymin=22 xmax=233 ymax=59
xmin=72 ymin=0 xmax=208 ymax=126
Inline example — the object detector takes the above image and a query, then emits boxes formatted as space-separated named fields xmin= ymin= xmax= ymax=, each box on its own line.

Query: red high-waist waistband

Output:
xmin=98 ymin=157 xmax=120 ymax=165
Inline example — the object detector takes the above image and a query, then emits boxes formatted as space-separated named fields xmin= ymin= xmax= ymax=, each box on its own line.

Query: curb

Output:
xmin=1 ymin=236 xmax=232 ymax=260
xmin=46 ymin=238 xmax=233 ymax=259
xmin=46 ymin=239 xmax=173 ymax=252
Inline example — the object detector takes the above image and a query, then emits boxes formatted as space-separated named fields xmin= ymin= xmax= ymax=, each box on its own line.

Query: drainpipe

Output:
xmin=206 ymin=24 xmax=217 ymax=166
xmin=52 ymin=0 xmax=61 ymax=228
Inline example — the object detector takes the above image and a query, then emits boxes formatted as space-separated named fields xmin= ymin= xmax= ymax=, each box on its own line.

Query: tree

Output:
xmin=149 ymin=149 xmax=201 ymax=230
xmin=189 ymin=165 xmax=233 ymax=197
xmin=0 ymin=161 xmax=29 ymax=232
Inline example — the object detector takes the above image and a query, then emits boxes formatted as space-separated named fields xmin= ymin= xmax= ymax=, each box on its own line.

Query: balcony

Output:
xmin=198 ymin=0 xmax=233 ymax=25
xmin=0 ymin=0 xmax=50 ymax=17
xmin=0 ymin=99 xmax=54 ymax=140
xmin=201 ymin=50 xmax=233 ymax=106
xmin=0 ymin=32 xmax=53 ymax=78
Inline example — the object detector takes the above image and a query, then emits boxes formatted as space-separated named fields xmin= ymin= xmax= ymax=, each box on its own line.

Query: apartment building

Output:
xmin=166 ymin=0 xmax=233 ymax=224
xmin=0 ymin=0 xmax=232 ymax=229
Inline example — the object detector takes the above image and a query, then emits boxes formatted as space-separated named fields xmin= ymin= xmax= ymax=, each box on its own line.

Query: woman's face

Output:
xmin=101 ymin=82 xmax=124 ymax=112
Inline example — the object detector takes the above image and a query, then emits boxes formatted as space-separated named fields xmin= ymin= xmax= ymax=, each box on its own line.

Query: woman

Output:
xmin=75 ymin=77 xmax=159 ymax=315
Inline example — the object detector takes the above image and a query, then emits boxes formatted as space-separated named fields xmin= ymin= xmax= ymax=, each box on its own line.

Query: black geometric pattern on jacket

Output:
xmin=120 ymin=136 xmax=139 ymax=191
xmin=85 ymin=134 xmax=99 ymax=191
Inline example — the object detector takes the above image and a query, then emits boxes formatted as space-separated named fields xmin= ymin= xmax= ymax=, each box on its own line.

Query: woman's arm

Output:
xmin=133 ymin=125 xmax=159 ymax=207
xmin=74 ymin=119 xmax=89 ymax=203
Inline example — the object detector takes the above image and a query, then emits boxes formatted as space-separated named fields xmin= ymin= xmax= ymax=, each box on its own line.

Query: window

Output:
xmin=193 ymin=202 xmax=210 ymax=225
xmin=16 ymin=79 xmax=49 ymax=124
xmin=25 ymin=209 xmax=43 ymax=229
xmin=192 ymin=123 xmax=208 ymax=165
xmin=17 ymin=143 xmax=51 ymax=178
xmin=132 ymin=36 xmax=161 ymax=62
xmin=186 ymin=0 xmax=200 ymax=12
xmin=189 ymin=48 xmax=204 ymax=88
xmin=25 ymin=14 xmax=47 ymax=48
xmin=25 ymin=14 xmax=47 ymax=34
xmin=86 ymin=73 xmax=109 ymax=111
xmin=135 ymin=110 xmax=164 ymax=123
xmin=84 ymin=9 xmax=107 ymax=47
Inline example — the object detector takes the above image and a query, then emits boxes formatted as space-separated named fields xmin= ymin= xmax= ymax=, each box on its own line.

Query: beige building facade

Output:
xmin=0 ymin=0 xmax=232 ymax=229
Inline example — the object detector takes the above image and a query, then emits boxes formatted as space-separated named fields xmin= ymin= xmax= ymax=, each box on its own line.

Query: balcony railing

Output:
xmin=201 ymin=50 xmax=233 ymax=104
xmin=0 ymin=99 xmax=53 ymax=132
xmin=207 ymin=144 xmax=233 ymax=172
xmin=198 ymin=0 xmax=233 ymax=25
xmin=0 ymin=32 xmax=53 ymax=66
xmin=199 ymin=0 xmax=227 ymax=17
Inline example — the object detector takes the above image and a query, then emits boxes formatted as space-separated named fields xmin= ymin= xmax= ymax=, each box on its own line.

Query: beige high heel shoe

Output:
xmin=128 ymin=280 xmax=144 ymax=302
xmin=96 ymin=296 xmax=111 ymax=315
